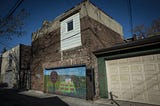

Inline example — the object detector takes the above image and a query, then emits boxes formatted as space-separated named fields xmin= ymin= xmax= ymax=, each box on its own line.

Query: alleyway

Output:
xmin=0 ymin=88 xmax=159 ymax=106
xmin=0 ymin=88 xmax=106 ymax=106
xmin=0 ymin=88 xmax=69 ymax=106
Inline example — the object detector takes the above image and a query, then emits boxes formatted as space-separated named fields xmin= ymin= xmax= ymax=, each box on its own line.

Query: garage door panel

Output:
xmin=131 ymin=65 xmax=143 ymax=74
xmin=110 ymin=84 xmax=120 ymax=90
xmin=107 ymin=60 xmax=118 ymax=65
xmin=121 ymin=92 xmax=132 ymax=100
xmin=110 ymin=75 xmax=119 ymax=82
xmin=120 ymin=74 xmax=130 ymax=81
xmin=144 ymin=64 xmax=157 ymax=74
xmin=121 ymin=83 xmax=131 ymax=89
xmin=128 ymin=56 xmax=141 ymax=63
xmin=142 ymin=55 xmax=155 ymax=62
xmin=119 ymin=66 xmax=130 ymax=73
xmin=158 ymin=64 xmax=160 ymax=70
xmin=133 ymin=83 xmax=145 ymax=89
xmin=148 ymin=95 xmax=160 ymax=104
xmin=132 ymin=74 xmax=144 ymax=81
xmin=145 ymin=74 xmax=158 ymax=81
xmin=133 ymin=93 xmax=146 ymax=102
xmin=157 ymin=54 xmax=160 ymax=60
xmin=118 ymin=58 xmax=128 ymax=64
xmin=106 ymin=54 xmax=160 ymax=105
xmin=108 ymin=67 xmax=118 ymax=73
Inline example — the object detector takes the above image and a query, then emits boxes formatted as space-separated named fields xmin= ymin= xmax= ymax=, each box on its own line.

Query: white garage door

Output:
xmin=106 ymin=54 xmax=160 ymax=105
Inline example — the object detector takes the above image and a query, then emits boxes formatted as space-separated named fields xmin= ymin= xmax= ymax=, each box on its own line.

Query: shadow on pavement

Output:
xmin=0 ymin=88 xmax=69 ymax=106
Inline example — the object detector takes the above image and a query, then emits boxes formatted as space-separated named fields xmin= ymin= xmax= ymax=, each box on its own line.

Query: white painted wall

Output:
xmin=60 ymin=13 xmax=81 ymax=50
xmin=0 ymin=45 xmax=20 ymax=87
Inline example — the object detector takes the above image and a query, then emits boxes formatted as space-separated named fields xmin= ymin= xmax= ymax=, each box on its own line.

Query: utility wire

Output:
xmin=0 ymin=41 xmax=12 ymax=49
xmin=0 ymin=0 xmax=24 ymax=51
xmin=128 ymin=0 xmax=133 ymax=36
xmin=5 ymin=0 xmax=24 ymax=18
xmin=0 ymin=0 xmax=24 ymax=30
xmin=0 ymin=39 xmax=16 ymax=46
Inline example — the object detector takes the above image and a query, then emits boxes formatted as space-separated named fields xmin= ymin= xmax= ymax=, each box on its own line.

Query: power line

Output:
xmin=0 ymin=41 xmax=12 ymax=49
xmin=128 ymin=0 xmax=133 ymax=36
xmin=5 ymin=0 xmax=24 ymax=18
xmin=0 ymin=0 xmax=24 ymax=30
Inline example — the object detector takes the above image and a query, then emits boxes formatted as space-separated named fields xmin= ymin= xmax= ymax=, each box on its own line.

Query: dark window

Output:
xmin=8 ymin=54 xmax=12 ymax=68
xmin=67 ymin=20 xmax=73 ymax=31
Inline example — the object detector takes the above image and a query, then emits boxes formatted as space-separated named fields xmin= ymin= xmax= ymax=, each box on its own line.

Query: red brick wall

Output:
xmin=31 ymin=16 xmax=123 ymax=95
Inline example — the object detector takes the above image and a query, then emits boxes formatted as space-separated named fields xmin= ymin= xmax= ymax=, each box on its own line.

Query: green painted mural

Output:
xmin=44 ymin=66 xmax=86 ymax=98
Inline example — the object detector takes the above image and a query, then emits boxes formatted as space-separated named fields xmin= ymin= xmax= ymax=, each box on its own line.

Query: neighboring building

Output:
xmin=93 ymin=35 xmax=160 ymax=105
xmin=0 ymin=44 xmax=31 ymax=89
xmin=31 ymin=1 xmax=123 ymax=99
xmin=0 ymin=55 xmax=2 ymax=81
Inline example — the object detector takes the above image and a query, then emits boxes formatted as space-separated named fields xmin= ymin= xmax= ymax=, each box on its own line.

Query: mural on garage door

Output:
xmin=44 ymin=66 xmax=86 ymax=98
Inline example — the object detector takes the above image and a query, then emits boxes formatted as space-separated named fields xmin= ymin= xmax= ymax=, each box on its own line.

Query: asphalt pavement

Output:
xmin=0 ymin=88 xmax=107 ymax=106
xmin=0 ymin=88 xmax=69 ymax=106
xmin=0 ymin=88 xmax=159 ymax=106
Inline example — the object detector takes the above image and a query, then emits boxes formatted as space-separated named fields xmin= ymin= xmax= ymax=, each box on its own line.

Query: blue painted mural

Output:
xmin=44 ymin=66 xmax=86 ymax=98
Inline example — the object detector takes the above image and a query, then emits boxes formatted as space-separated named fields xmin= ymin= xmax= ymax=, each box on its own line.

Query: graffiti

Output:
xmin=44 ymin=66 xmax=86 ymax=98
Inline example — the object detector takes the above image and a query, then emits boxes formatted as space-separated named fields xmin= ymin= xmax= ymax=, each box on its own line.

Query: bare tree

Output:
xmin=133 ymin=17 xmax=160 ymax=38
xmin=148 ymin=17 xmax=160 ymax=36
xmin=0 ymin=8 xmax=29 ymax=40
xmin=132 ymin=24 xmax=147 ymax=38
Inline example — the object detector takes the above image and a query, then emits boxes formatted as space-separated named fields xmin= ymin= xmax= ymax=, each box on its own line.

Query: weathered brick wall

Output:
xmin=0 ymin=56 xmax=2 ymax=78
xmin=20 ymin=44 xmax=31 ymax=89
xmin=80 ymin=16 xmax=123 ymax=98
xmin=20 ymin=45 xmax=31 ymax=69
xmin=31 ymin=16 xmax=123 ymax=95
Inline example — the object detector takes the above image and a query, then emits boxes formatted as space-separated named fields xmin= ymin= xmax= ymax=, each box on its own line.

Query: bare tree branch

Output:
xmin=133 ymin=17 xmax=160 ymax=38
xmin=0 ymin=8 xmax=29 ymax=40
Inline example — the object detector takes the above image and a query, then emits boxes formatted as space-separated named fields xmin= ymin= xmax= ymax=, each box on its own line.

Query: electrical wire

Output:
xmin=5 ymin=0 xmax=24 ymax=18
xmin=0 ymin=0 xmax=24 ymax=51
xmin=128 ymin=0 xmax=133 ymax=36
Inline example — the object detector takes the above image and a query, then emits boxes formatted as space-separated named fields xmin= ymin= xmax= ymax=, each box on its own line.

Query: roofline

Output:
xmin=88 ymin=1 xmax=114 ymax=19
xmin=93 ymin=35 xmax=160 ymax=56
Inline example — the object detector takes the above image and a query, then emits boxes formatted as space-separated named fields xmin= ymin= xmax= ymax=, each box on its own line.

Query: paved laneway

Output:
xmin=1 ymin=88 xmax=158 ymax=106
xmin=0 ymin=88 xmax=69 ymax=106
xmin=0 ymin=88 xmax=107 ymax=106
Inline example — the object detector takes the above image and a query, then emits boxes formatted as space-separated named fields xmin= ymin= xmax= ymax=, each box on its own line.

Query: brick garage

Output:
xmin=94 ymin=35 xmax=160 ymax=105
xmin=31 ymin=1 xmax=123 ymax=99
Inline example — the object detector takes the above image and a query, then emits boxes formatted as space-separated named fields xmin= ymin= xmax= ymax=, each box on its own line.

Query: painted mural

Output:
xmin=44 ymin=66 xmax=86 ymax=98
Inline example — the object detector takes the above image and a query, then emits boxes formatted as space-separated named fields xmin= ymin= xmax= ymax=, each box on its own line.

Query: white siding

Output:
xmin=60 ymin=13 xmax=81 ymax=50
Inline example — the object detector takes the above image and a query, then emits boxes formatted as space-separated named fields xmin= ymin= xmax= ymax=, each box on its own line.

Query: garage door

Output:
xmin=44 ymin=66 xmax=86 ymax=98
xmin=106 ymin=54 xmax=160 ymax=105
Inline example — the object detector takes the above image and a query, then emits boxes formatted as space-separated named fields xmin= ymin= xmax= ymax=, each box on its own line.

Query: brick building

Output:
xmin=0 ymin=55 xmax=2 ymax=79
xmin=31 ymin=1 xmax=124 ymax=99
xmin=1 ymin=44 xmax=31 ymax=89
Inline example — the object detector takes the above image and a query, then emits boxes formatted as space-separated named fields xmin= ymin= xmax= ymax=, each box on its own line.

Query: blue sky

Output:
xmin=0 ymin=0 xmax=160 ymax=52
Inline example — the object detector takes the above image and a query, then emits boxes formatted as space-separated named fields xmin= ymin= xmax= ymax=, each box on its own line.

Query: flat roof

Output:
xmin=93 ymin=35 xmax=160 ymax=56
